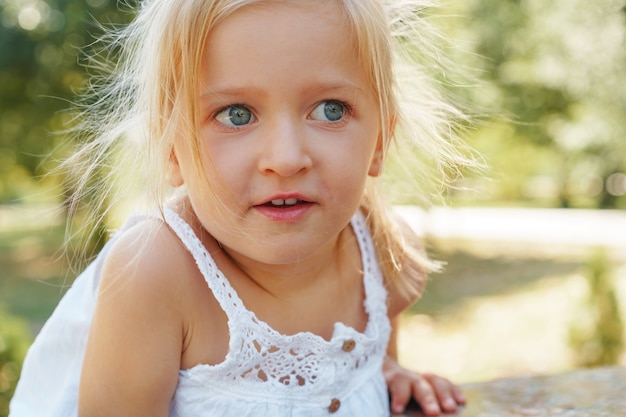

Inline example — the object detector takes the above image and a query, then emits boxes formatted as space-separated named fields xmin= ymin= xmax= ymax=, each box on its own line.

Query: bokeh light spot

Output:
xmin=606 ymin=173 xmax=626 ymax=197
xmin=17 ymin=6 xmax=41 ymax=31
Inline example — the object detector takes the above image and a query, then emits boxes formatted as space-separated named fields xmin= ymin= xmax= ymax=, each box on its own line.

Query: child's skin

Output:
xmin=78 ymin=2 xmax=465 ymax=416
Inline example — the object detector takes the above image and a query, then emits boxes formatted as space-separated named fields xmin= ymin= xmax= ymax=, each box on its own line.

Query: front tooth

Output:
xmin=284 ymin=198 xmax=298 ymax=205
xmin=271 ymin=199 xmax=285 ymax=206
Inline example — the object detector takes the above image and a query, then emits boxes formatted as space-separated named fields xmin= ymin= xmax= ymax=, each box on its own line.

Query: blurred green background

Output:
xmin=0 ymin=0 xmax=625 ymax=414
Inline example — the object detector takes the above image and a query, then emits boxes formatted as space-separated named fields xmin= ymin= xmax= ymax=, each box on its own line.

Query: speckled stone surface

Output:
xmin=399 ymin=366 xmax=626 ymax=417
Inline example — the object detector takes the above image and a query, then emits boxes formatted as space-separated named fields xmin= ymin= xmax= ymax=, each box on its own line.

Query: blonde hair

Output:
xmin=63 ymin=0 xmax=474 ymax=299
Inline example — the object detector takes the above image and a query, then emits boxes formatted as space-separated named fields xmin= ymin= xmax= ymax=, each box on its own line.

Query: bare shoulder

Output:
xmin=80 ymin=217 xmax=197 ymax=415
xmin=98 ymin=218 xmax=193 ymax=303
xmin=97 ymin=215 xmax=230 ymax=367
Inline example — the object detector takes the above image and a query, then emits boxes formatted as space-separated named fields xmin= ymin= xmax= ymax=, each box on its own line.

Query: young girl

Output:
xmin=11 ymin=0 xmax=470 ymax=416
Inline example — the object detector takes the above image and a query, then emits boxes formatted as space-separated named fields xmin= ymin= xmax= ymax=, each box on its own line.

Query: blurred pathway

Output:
xmin=396 ymin=206 xmax=626 ymax=257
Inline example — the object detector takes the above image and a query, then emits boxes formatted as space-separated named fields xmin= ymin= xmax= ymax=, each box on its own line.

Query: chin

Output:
xmin=260 ymin=250 xmax=311 ymax=266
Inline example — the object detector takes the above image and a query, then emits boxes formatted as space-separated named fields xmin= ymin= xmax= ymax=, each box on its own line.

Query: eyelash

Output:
xmin=211 ymin=104 xmax=255 ymax=131
xmin=309 ymin=100 xmax=353 ymax=124
xmin=210 ymin=99 xmax=354 ymax=129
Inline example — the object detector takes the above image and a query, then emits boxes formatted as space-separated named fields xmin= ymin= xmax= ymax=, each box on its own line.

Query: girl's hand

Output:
xmin=383 ymin=356 xmax=466 ymax=415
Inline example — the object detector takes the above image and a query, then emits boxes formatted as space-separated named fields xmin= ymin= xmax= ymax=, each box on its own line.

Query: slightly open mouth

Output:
xmin=262 ymin=198 xmax=309 ymax=209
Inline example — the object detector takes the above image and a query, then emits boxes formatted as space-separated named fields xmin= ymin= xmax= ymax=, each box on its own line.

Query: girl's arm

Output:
xmin=78 ymin=224 xmax=184 ymax=417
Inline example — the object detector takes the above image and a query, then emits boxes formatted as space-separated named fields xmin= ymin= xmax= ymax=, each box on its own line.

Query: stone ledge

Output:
xmin=399 ymin=366 xmax=626 ymax=417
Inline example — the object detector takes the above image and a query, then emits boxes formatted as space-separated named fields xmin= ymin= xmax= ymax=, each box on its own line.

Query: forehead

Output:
xmin=200 ymin=2 xmax=369 ymax=93
xmin=210 ymin=1 xmax=352 ymax=44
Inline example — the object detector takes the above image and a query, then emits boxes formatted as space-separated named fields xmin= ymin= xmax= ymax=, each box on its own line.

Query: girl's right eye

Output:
xmin=310 ymin=100 xmax=347 ymax=122
xmin=214 ymin=105 xmax=255 ymax=127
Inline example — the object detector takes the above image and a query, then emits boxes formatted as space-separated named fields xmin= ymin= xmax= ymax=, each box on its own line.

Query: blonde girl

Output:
xmin=11 ymin=0 xmax=470 ymax=416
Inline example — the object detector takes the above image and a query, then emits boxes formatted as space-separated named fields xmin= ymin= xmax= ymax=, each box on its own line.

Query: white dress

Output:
xmin=10 ymin=209 xmax=392 ymax=417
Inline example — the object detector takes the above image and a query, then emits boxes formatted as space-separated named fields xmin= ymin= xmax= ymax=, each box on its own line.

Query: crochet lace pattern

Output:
xmin=163 ymin=209 xmax=391 ymax=402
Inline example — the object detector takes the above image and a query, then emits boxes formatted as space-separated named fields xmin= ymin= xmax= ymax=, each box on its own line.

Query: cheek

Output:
xmin=196 ymin=142 xmax=254 ymax=206
xmin=323 ymin=129 xmax=379 ymax=177
xmin=200 ymin=129 xmax=250 ymax=171
xmin=326 ymin=154 xmax=371 ymax=199
xmin=202 ymin=144 xmax=239 ymax=180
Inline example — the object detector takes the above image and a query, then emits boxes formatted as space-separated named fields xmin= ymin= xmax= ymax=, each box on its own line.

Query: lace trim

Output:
xmin=162 ymin=208 xmax=389 ymax=391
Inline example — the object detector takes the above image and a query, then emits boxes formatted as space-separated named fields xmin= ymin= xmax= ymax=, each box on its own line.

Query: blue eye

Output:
xmin=215 ymin=105 xmax=255 ymax=127
xmin=310 ymin=100 xmax=346 ymax=122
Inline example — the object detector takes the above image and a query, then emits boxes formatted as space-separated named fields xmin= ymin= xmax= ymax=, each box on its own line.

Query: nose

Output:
xmin=257 ymin=116 xmax=313 ymax=177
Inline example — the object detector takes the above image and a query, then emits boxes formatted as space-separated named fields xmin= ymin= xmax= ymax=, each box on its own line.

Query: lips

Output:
xmin=257 ymin=194 xmax=313 ymax=208
xmin=266 ymin=197 xmax=305 ymax=208
xmin=254 ymin=194 xmax=314 ymax=221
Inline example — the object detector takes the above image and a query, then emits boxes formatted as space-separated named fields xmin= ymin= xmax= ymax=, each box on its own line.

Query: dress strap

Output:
xmin=350 ymin=211 xmax=389 ymax=331
xmin=160 ymin=208 xmax=388 ymax=334
xmin=161 ymin=208 xmax=247 ymax=318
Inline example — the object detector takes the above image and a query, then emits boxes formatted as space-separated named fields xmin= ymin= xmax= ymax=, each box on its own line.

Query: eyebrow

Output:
xmin=200 ymin=86 xmax=267 ymax=100
xmin=200 ymin=82 xmax=366 ymax=100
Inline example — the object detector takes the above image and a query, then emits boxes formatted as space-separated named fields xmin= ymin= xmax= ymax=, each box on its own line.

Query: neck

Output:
xmin=221 ymin=224 xmax=358 ymax=301
xmin=177 ymin=199 xmax=360 ymax=302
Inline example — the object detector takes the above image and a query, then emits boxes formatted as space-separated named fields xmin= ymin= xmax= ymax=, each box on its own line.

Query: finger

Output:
xmin=424 ymin=374 xmax=461 ymax=412
xmin=387 ymin=376 xmax=412 ymax=414
xmin=452 ymin=384 xmax=467 ymax=405
xmin=411 ymin=376 xmax=441 ymax=416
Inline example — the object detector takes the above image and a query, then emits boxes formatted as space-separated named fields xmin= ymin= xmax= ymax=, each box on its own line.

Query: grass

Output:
xmin=400 ymin=240 xmax=626 ymax=383
xmin=0 ymin=225 xmax=73 ymax=330
xmin=412 ymin=247 xmax=582 ymax=317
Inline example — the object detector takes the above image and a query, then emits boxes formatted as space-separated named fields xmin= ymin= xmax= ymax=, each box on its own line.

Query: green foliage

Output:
xmin=0 ymin=0 xmax=133 ymax=204
xmin=443 ymin=0 xmax=626 ymax=208
xmin=0 ymin=305 xmax=33 ymax=417
xmin=0 ymin=1 xmax=625 ymax=208
xmin=569 ymin=249 xmax=624 ymax=367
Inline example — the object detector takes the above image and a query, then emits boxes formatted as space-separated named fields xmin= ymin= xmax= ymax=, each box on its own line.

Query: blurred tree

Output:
xmin=444 ymin=0 xmax=626 ymax=208
xmin=0 ymin=0 xmax=132 ymax=204
xmin=1 ymin=0 xmax=624 ymax=210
